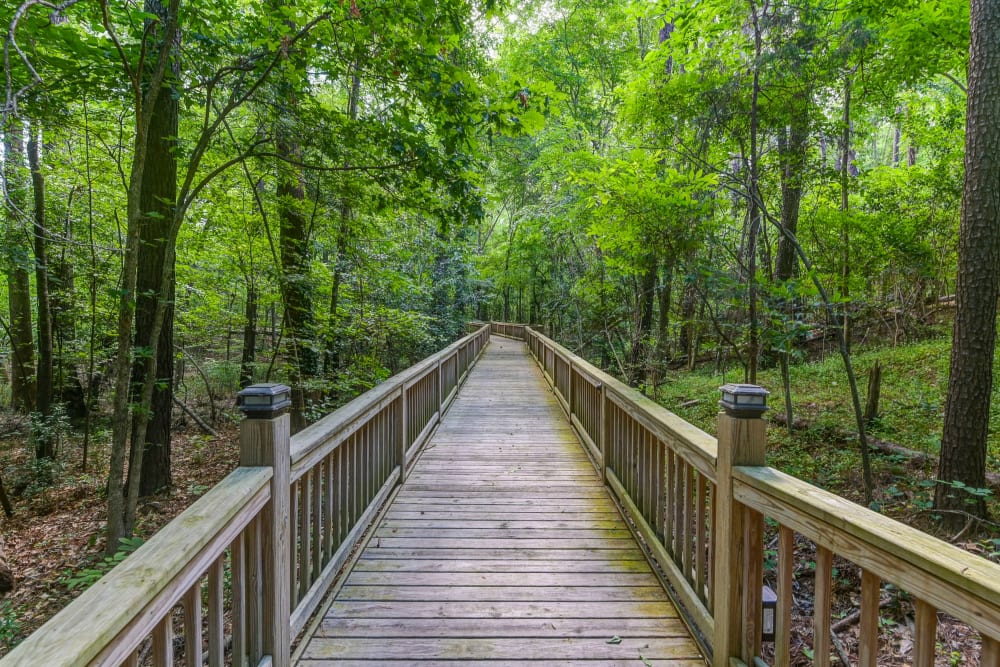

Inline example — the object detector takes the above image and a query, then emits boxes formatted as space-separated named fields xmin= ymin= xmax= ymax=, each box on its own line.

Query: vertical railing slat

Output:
xmin=914 ymin=599 xmax=937 ymax=667
xmin=859 ymin=569 xmax=880 ymax=667
xmin=183 ymin=585 xmax=203 ymax=667
xmin=207 ymin=556 xmax=224 ymax=667
xmin=776 ymin=525 xmax=794 ymax=667
xmin=813 ymin=545 xmax=833 ymax=667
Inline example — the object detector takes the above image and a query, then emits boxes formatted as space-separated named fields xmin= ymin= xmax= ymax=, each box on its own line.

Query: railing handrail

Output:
xmin=290 ymin=326 xmax=488 ymax=478
xmin=523 ymin=325 xmax=718 ymax=477
xmin=734 ymin=465 xmax=1000 ymax=638
xmin=518 ymin=323 xmax=1000 ymax=666
xmin=3 ymin=467 xmax=272 ymax=666
xmin=1 ymin=324 xmax=492 ymax=667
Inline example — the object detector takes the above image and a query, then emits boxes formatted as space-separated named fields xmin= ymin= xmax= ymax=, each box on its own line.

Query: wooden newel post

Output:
xmin=238 ymin=383 xmax=292 ymax=667
xmin=713 ymin=384 xmax=768 ymax=667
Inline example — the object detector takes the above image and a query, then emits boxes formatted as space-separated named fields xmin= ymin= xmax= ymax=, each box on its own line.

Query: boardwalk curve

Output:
xmin=295 ymin=336 xmax=705 ymax=666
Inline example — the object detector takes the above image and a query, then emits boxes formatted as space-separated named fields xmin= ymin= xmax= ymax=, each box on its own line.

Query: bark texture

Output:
xmin=936 ymin=0 xmax=1000 ymax=522
xmin=28 ymin=131 xmax=55 ymax=460
xmin=127 ymin=0 xmax=179 ymax=496
xmin=3 ymin=130 xmax=36 ymax=413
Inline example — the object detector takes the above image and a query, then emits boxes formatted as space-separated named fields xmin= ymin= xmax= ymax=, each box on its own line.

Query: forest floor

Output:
xmin=0 ymin=414 xmax=239 ymax=656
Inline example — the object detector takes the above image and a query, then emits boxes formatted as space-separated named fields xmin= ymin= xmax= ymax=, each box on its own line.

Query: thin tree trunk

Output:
xmin=239 ymin=281 xmax=258 ymax=388
xmin=28 ymin=129 xmax=55 ymax=460
xmin=324 ymin=65 xmax=360 ymax=375
xmin=840 ymin=76 xmax=853 ymax=352
xmin=746 ymin=0 xmax=763 ymax=384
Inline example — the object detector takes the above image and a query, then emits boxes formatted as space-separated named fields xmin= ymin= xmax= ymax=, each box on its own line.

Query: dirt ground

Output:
xmin=0 ymin=415 xmax=238 ymax=656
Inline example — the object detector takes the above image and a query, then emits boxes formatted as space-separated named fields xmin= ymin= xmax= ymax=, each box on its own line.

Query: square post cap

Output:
xmin=238 ymin=383 xmax=292 ymax=418
xmin=718 ymin=383 xmax=769 ymax=418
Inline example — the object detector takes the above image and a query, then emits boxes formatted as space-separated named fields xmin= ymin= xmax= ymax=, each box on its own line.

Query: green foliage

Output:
xmin=60 ymin=537 xmax=145 ymax=591
xmin=0 ymin=601 xmax=22 ymax=648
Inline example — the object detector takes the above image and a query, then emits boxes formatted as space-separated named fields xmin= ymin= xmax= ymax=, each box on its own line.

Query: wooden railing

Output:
xmin=2 ymin=324 xmax=491 ymax=667
xmin=522 ymin=325 xmax=718 ymax=644
xmin=515 ymin=324 xmax=1000 ymax=667
xmin=489 ymin=320 xmax=527 ymax=340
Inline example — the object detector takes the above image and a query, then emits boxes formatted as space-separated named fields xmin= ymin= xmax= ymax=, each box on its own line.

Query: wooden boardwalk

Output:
xmin=294 ymin=337 xmax=705 ymax=666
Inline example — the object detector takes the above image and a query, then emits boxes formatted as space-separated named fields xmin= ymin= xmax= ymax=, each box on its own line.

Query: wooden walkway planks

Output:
xmin=294 ymin=336 xmax=705 ymax=666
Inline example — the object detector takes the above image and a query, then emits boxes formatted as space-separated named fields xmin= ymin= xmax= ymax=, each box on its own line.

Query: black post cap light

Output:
xmin=718 ymin=383 xmax=769 ymax=418
xmin=237 ymin=383 xmax=292 ymax=419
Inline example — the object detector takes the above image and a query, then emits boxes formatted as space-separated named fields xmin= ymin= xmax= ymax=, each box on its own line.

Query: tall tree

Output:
xmin=129 ymin=0 xmax=180 ymax=496
xmin=2 ymin=127 xmax=35 ymax=414
xmin=27 ymin=127 xmax=55 ymax=459
xmin=272 ymin=3 xmax=315 ymax=434
xmin=935 ymin=0 xmax=1000 ymax=524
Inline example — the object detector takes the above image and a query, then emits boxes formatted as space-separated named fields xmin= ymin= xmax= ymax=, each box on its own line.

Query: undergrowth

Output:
xmin=652 ymin=334 xmax=1000 ymax=526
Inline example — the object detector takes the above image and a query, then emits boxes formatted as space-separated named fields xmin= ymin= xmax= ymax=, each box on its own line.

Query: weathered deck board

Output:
xmin=294 ymin=336 xmax=705 ymax=665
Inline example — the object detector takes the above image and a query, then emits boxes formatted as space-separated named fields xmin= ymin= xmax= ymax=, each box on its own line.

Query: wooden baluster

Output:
xmin=207 ymin=557 xmax=224 ymax=667
xmin=983 ymin=635 xmax=1000 ymax=667
xmin=397 ymin=387 xmax=408 ymax=482
xmin=913 ymin=599 xmax=936 ymax=667
xmin=183 ymin=585 xmax=203 ymax=667
xmin=683 ymin=462 xmax=695 ymax=582
xmin=672 ymin=452 xmax=683 ymax=559
xmin=813 ymin=545 xmax=833 ymax=667
xmin=655 ymin=438 xmax=665 ymax=544
xmin=599 ymin=382 xmax=607 ymax=482
xmin=298 ymin=474 xmax=311 ymax=599
xmin=312 ymin=463 xmax=323 ymax=574
xmin=663 ymin=449 xmax=677 ymax=559
xmin=708 ymin=484 xmax=715 ymax=612
xmin=152 ymin=615 xmax=173 ymax=667
xmin=713 ymin=391 xmax=767 ymax=667
xmin=246 ymin=516 xmax=263 ymax=662
xmin=353 ymin=432 xmax=363 ymax=527
xmin=859 ymin=569 xmax=880 ymax=667
xmin=338 ymin=444 xmax=349 ymax=544
xmin=231 ymin=532 xmax=246 ymax=666
xmin=695 ymin=474 xmax=707 ymax=603
xmin=124 ymin=651 xmax=139 ymax=667
xmin=324 ymin=452 xmax=335 ymax=560
xmin=437 ymin=356 xmax=443 ymax=418
xmin=644 ymin=430 xmax=654 ymax=527
xmin=775 ymin=526 xmax=794 ymax=667
xmin=568 ymin=359 xmax=574 ymax=418
xmin=742 ymin=505 xmax=764 ymax=662
xmin=288 ymin=481 xmax=298 ymax=605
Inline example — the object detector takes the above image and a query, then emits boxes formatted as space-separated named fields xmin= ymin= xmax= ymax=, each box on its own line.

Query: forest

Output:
xmin=1 ymin=0 xmax=998 ymax=654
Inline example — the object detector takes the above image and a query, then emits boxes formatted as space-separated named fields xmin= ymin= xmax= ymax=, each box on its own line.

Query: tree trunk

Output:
xmin=745 ymin=0 xmax=763 ymax=384
xmin=28 ymin=130 xmax=55 ymax=460
xmin=106 ymin=0 xmax=180 ymax=555
xmin=840 ymin=76 xmax=853 ymax=353
xmin=629 ymin=255 xmax=657 ymax=386
xmin=324 ymin=66 xmax=360 ymax=376
xmin=656 ymin=259 xmax=673 ymax=362
xmin=775 ymin=103 xmax=808 ymax=283
xmin=128 ymin=39 xmax=179 ymax=496
xmin=2 ymin=129 xmax=36 ymax=414
xmin=239 ymin=282 xmax=258 ymax=388
xmin=892 ymin=105 xmax=903 ymax=167
xmin=936 ymin=0 xmax=1000 ymax=524
xmin=274 ymin=10 xmax=315 ymax=433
